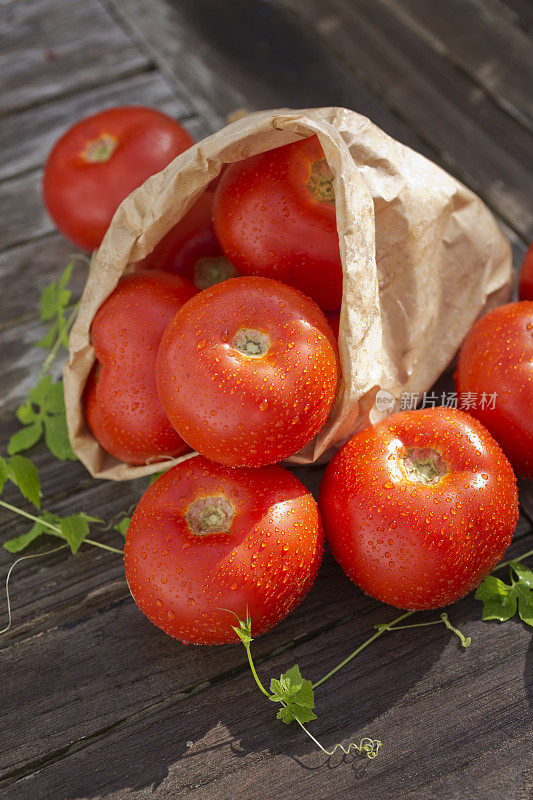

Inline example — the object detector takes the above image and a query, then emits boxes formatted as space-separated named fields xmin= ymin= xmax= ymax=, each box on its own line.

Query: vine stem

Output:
xmin=0 ymin=500 xmax=124 ymax=555
xmin=495 ymin=548 xmax=533 ymax=571
xmin=0 ymin=544 xmax=68 ymax=635
xmin=245 ymin=644 xmax=270 ymax=698
xmin=39 ymin=301 xmax=80 ymax=378
xmin=312 ymin=610 xmax=414 ymax=690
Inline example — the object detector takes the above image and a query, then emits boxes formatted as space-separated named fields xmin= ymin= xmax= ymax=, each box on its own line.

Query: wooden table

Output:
xmin=1 ymin=1 xmax=532 ymax=798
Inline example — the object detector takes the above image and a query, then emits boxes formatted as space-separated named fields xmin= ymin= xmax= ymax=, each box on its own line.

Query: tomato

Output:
xmin=518 ymin=244 xmax=533 ymax=301
xmin=43 ymin=107 xmax=193 ymax=251
xmin=326 ymin=311 xmax=340 ymax=339
xmin=124 ymin=455 xmax=324 ymax=645
xmin=455 ymin=301 xmax=533 ymax=478
xmin=213 ymin=136 xmax=343 ymax=312
xmin=319 ymin=407 xmax=518 ymax=610
xmin=84 ymin=270 xmax=197 ymax=465
xmin=155 ymin=276 xmax=339 ymax=468
xmin=136 ymin=189 xmax=238 ymax=289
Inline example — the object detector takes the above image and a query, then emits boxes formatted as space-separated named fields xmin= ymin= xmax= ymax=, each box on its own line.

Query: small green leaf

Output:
xmin=16 ymin=400 xmax=38 ymax=426
xmin=268 ymin=664 xmax=317 ymax=725
xmin=40 ymin=280 xmax=60 ymax=321
xmin=113 ymin=517 xmax=131 ymax=537
xmin=8 ymin=421 xmax=43 ymax=455
xmin=59 ymin=514 xmax=90 ymax=554
xmin=10 ymin=376 xmax=77 ymax=462
xmin=43 ymin=414 xmax=76 ymax=461
xmin=0 ymin=457 xmax=8 ymax=494
xmin=511 ymin=562 xmax=533 ymax=589
xmin=6 ymin=455 xmax=41 ymax=508
xmin=515 ymin=583 xmax=533 ymax=626
xmin=37 ymin=324 xmax=59 ymax=349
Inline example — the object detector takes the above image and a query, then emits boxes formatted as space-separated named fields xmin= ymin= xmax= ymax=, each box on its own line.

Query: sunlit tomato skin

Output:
xmin=155 ymin=276 xmax=340 ymax=468
xmin=319 ymin=408 xmax=518 ymax=610
xmin=213 ymin=135 xmax=343 ymax=312
xmin=136 ymin=189 xmax=238 ymax=289
xmin=518 ymin=244 xmax=533 ymax=301
xmin=43 ymin=107 xmax=193 ymax=251
xmin=124 ymin=456 xmax=324 ymax=645
xmin=455 ymin=301 xmax=533 ymax=479
xmin=84 ymin=270 xmax=197 ymax=465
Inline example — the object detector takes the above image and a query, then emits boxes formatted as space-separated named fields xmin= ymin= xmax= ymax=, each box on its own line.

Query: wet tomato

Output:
xmin=137 ymin=189 xmax=238 ymax=289
xmin=124 ymin=455 xmax=324 ymax=645
xmin=155 ymin=276 xmax=339 ymax=468
xmin=213 ymin=135 xmax=343 ymax=312
xmin=84 ymin=270 xmax=197 ymax=465
xmin=43 ymin=107 xmax=193 ymax=251
xmin=319 ymin=407 xmax=518 ymax=610
xmin=455 ymin=301 xmax=533 ymax=478
xmin=518 ymin=244 xmax=533 ymax=301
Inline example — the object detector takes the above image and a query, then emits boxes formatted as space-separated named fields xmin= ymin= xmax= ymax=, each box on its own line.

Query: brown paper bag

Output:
xmin=64 ymin=107 xmax=512 ymax=480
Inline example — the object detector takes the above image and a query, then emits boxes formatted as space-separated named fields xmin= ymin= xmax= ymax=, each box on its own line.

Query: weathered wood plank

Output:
xmin=393 ymin=0 xmax=533 ymax=131
xmin=102 ymin=0 xmax=435 ymax=153
xmin=0 ymin=0 xmax=149 ymax=116
xmin=0 ymin=171 xmax=52 ymax=253
xmin=0 ymin=529 xmax=376 ymax=776
xmin=0 ymin=71 xmax=194 ymax=182
xmin=4 ymin=555 xmax=531 ymax=799
xmin=277 ymin=0 xmax=533 ymax=239
xmin=498 ymin=0 xmax=533 ymax=32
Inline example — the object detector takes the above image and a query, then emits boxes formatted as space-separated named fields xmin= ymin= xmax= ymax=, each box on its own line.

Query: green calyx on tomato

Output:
xmin=82 ymin=134 xmax=118 ymax=163
xmin=232 ymin=328 xmax=270 ymax=358
xmin=186 ymin=495 xmax=235 ymax=536
xmin=194 ymin=256 xmax=238 ymax=290
xmin=307 ymin=159 xmax=335 ymax=204
xmin=402 ymin=447 xmax=448 ymax=486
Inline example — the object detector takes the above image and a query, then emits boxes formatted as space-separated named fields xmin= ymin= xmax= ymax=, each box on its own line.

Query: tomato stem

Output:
xmin=245 ymin=643 xmax=270 ymax=698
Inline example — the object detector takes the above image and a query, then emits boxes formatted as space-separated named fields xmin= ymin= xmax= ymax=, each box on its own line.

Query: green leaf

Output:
xmin=268 ymin=664 xmax=317 ymax=725
xmin=43 ymin=414 xmax=76 ymax=461
xmin=0 ymin=457 xmax=8 ymax=495
xmin=9 ymin=376 xmax=77 ymax=462
xmin=230 ymin=608 xmax=253 ymax=647
xmin=59 ymin=514 xmax=90 ymax=554
xmin=36 ymin=324 xmax=59 ymax=349
xmin=476 ymin=567 xmax=533 ymax=628
xmin=511 ymin=561 xmax=533 ymax=589
xmin=8 ymin=421 xmax=43 ymax=455
xmin=6 ymin=455 xmax=41 ymax=508
xmin=113 ymin=517 xmax=131 ymax=537
xmin=2 ymin=512 xmax=61 ymax=553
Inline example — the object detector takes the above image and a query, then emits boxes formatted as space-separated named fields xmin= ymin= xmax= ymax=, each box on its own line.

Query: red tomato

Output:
xmin=124 ymin=456 xmax=323 ymax=645
xmin=156 ymin=276 xmax=339 ymax=468
xmin=455 ymin=301 xmax=533 ymax=478
xmin=319 ymin=407 xmax=518 ymax=610
xmin=43 ymin=107 xmax=193 ymax=251
xmin=213 ymin=136 xmax=343 ymax=312
xmin=136 ymin=189 xmax=238 ymax=289
xmin=326 ymin=311 xmax=340 ymax=339
xmin=518 ymin=244 xmax=533 ymax=301
xmin=84 ymin=270 xmax=197 ymax=465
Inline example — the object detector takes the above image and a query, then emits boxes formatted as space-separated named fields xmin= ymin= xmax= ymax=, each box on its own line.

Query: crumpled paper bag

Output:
xmin=64 ymin=107 xmax=512 ymax=480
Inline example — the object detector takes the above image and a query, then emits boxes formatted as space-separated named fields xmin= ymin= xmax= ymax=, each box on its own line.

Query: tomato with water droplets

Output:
xmin=84 ymin=270 xmax=197 ymax=465
xmin=455 ymin=301 xmax=533 ymax=478
xmin=213 ymin=136 xmax=343 ymax=312
xmin=319 ymin=407 xmax=518 ymax=610
xmin=43 ymin=107 xmax=194 ymax=251
xmin=124 ymin=455 xmax=323 ymax=645
xmin=155 ymin=276 xmax=340 ymax=468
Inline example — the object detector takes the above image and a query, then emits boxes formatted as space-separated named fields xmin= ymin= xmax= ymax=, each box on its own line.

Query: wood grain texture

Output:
xmin=102 ymin=0 xmax=435 ymax=153
xmin=498 ymin=0 xmax=533 ymax=32
xmin=394 ymin=0 xmax=533 ymax=131
xmin=0 ymin=0 xmax=153 ymax=116
xmin=0 ymin=71 xmax=194 ymax=182
xmin=277 ymin=0 xmax=533 ymax=239
xmin=3 ymin=563 xmax=531 ymax=800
